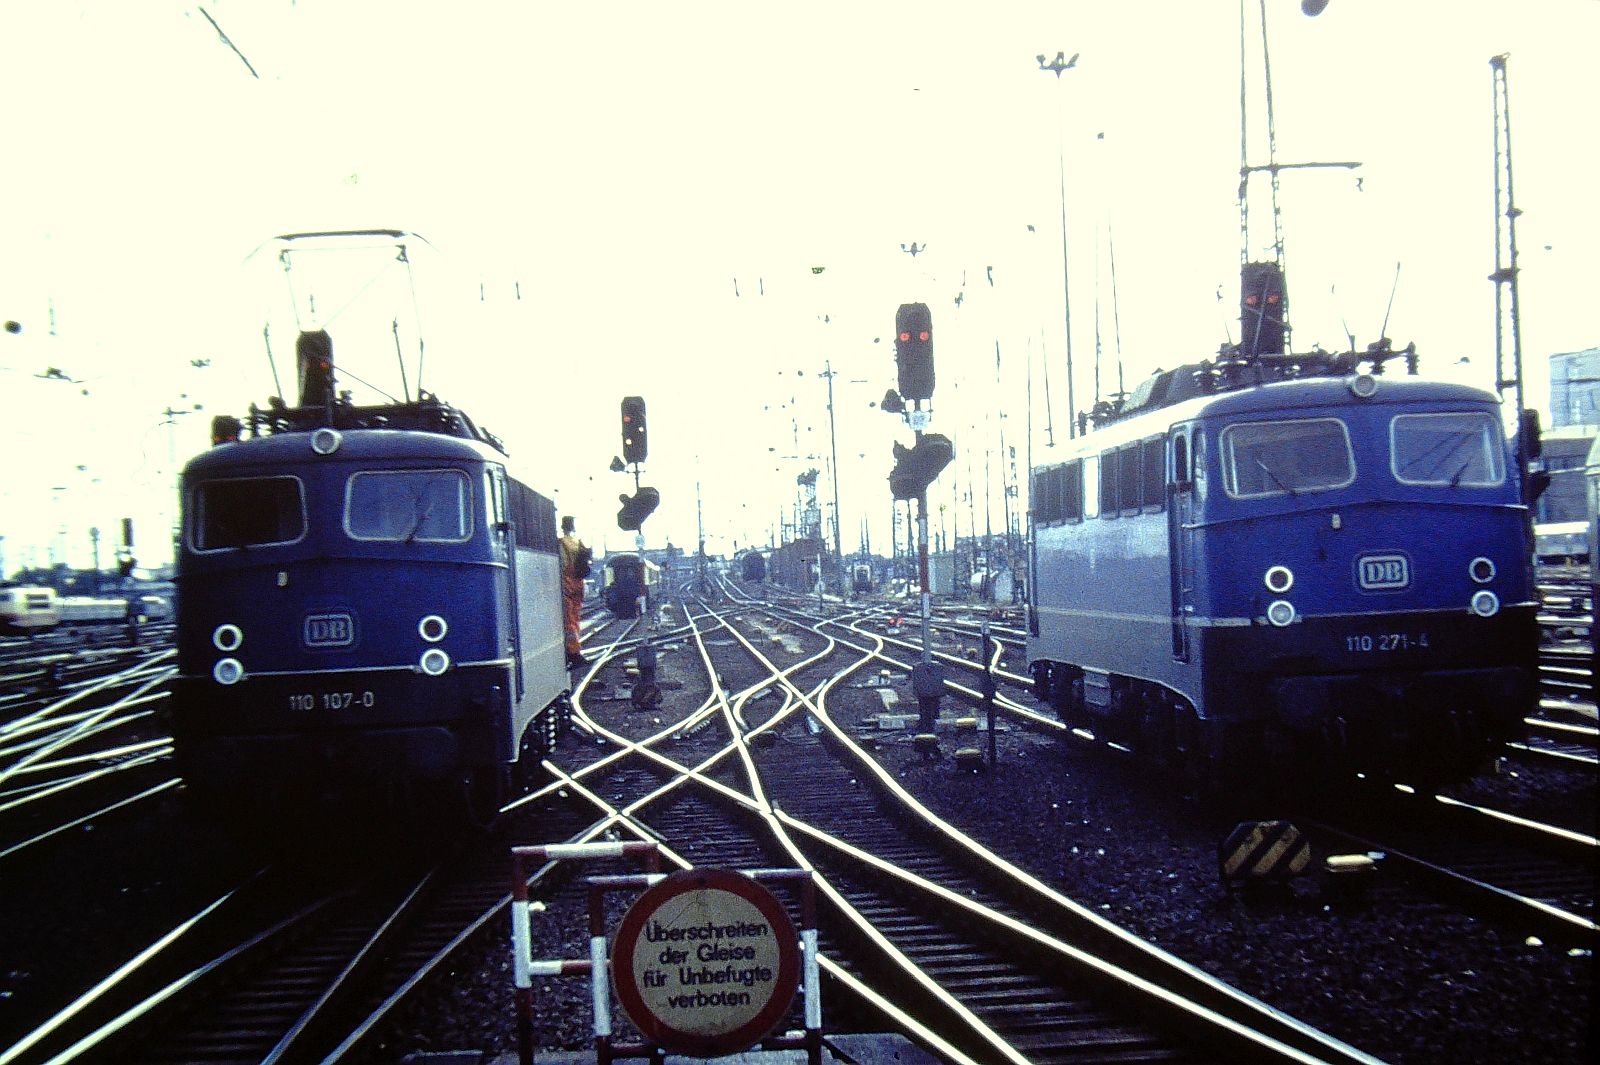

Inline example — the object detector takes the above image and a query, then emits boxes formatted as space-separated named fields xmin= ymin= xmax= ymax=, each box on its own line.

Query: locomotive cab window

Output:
xmin=191 ymin=476 xmax=306 ymax=551
xmin=346 ymin=469 xmax=472 ymax=542
xmin=1221 ymin=417 xmax=1355 ymax=499
xmin=1390 ymin=411 xmax=1505 ymax=487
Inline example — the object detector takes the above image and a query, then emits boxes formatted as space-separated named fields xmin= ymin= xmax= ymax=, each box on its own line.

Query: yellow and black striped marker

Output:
xmin=1219 ymin=820 xmax=1312 ymax=884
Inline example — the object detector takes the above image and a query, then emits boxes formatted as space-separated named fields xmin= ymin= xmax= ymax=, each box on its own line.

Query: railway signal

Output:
xmin=894 ymin=303 xmax=935 ymax=401
xmin=617 ymin=486 xmax=660 ymax=531
xmin=888 ymin=434 xmax=954 ymax=500
xmin=884 ymin=298 xmax=950 ymax=731
xmin=1240 ymin=262 xmax=1286 ymax=357
xmin=296 ymin=329 xmax=336 ymax=408
xmin=621 ymin=396 xmax=648 ymax=463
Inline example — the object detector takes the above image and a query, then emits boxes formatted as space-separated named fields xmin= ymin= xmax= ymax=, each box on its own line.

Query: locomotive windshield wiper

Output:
xmin=402 ymin=507 xmax=433 ymax=543
xmin=1411 ymin=430 xmax=1477 ymax=481
xmin=401 ymin=492 xmax=439 ymax=543
xmin=1255 ymin=457 xmax=1297 ymax=497
xmin=1448 ymin=457 xmax=1475 ymax=488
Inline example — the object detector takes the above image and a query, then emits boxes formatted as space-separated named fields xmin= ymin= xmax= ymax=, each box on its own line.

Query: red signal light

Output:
xmin=1245 ymin=295 xmax=1260 ymax=306
xmin=899 ymin=331 xmax=911 ymax=342
xmin=918 ymin=330 xmax=930 ymax=341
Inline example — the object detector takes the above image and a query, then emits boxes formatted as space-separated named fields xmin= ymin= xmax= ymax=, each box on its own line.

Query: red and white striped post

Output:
xmin=746 ymin=868 xmax=822 ymax=1064
xmin=510 ymin=841 xmax=661 ymax=1065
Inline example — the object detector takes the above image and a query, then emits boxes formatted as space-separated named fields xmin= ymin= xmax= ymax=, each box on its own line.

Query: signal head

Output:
xmin=893 ymin=303 xmax=935 ymax=402
xmin=620 ymin=395 xmax=648 ymax=463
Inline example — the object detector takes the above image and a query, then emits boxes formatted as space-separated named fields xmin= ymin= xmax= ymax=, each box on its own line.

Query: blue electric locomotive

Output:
xmin=1028 ymin=362 xmax=1538 ymax=785
xmin=169 ymin=232 xmax=569 ymax=823
xmin=171 ymin=397 xmax=569 ymax=821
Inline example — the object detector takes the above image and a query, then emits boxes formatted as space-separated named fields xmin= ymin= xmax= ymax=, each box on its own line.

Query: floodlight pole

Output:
xmin=822 ymin=361 xmax=845 ymax=599
xmin=1489 ymin=54 xmax=1527 ymax=480
xmin=1037 ymin=50 xmax=1079 ymax=439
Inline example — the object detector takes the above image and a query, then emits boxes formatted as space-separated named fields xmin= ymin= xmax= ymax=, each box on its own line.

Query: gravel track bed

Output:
xmin=6 ymin=622 xmax=1592 ymax=1065
xmin=381 ymin=633 xmax=1595 ymax=1064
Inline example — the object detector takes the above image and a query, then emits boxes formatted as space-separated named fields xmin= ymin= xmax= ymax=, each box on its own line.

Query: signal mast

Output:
xmin=884 ymin=302 xmax=955 ymax=732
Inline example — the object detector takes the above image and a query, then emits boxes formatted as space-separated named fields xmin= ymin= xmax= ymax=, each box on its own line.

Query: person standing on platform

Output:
xmin=558 ymin=516 xmax=591 ymax=669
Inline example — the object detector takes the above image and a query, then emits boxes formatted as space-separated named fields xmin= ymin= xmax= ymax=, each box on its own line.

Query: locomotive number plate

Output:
xmin=1344 ymin=632 xmax=1430 ymax=652
xmin=287 ymin=691 xmax=376 ymax=711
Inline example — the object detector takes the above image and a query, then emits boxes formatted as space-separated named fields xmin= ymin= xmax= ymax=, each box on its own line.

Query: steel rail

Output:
xmin=707 ymin=605 xmax=1382 ymax=1064
xmin=0 ymin=778 xmax=180 ymax=862
xmin=0 ymin=750 xmax=172 ymax=816
xmin=0 ymin=873 xmax=270 ymax=1065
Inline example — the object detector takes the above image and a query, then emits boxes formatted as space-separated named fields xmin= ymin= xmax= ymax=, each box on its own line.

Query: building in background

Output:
xmin=1549 ymin=348 xmax=1600 ymax=429
xmin=1540 ymin=348 xmax=1600 ymax=524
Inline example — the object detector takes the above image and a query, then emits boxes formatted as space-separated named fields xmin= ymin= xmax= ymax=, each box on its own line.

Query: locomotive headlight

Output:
xmin=212 ymin=624 xmax=243 ymax=652
xmin=1469 ymin=556 xmax=1496 ymax=584
xmin=419 ymin=648 xmax=451 ymax=676
xmin=1470 ymin=590 xmax=1501 ymax=617
xmin=1266 ymin=600 xmax=1297 ymax=627
xmin=1264 ymin=565 xmax=1295 ymax=593
xmin=1348 ymin=373 xmax=1379 ymax=399
xmin=310 ymin=427 xmax=343 ymax=455
xmin=213 ymin=658 xmax=245 ymax=685
xmin=418 ymin=614 xmax=448 ymax=642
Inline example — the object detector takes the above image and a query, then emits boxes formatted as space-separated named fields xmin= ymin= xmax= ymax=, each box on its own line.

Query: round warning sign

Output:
xmin=611 ymin=868 xmax=801 ymax=1057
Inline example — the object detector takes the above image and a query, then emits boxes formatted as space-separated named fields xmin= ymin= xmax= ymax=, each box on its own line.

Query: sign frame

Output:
xmin=610 ymin=867 xmax=801 ymax=1057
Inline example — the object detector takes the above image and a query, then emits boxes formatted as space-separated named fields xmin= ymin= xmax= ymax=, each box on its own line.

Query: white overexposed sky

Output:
xmin=2 ymin=0 xmax=1596 ymax=571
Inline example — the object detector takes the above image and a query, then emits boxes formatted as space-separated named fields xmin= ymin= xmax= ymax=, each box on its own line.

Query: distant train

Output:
xmin=738 ymin=550 xmax=767 ymax=583
xmin=1028 ymin=361 xmax=1538 ymax=786
xmin=851 ymin=562 xmax=874 ymax=594
xmin=58 ymin=596 xmax=138 ymax=624
xmin=0 ymin=586 xmax=58 ymax=634
xmin=603 ymin=553 xmax=660 ymax=618
xmin=0 ymin=587 xmax=171 ymax=633
xmin=169 ymin=230 xmax=570 ymax=825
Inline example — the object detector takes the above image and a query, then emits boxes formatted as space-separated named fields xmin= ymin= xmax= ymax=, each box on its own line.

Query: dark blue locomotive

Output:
xmin=170 ymin=232 xmax=568 ymax=823
xmin=1028 ymin=356 xmax=1538 ymax=785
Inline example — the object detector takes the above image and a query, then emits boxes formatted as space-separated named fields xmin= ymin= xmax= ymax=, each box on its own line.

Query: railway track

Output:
xmin=1298 ymin=782 xmax=1598 ymax=949
xmin=0 ymin=651 xmax=179 ymax=863
xmin=3 ymin=580 xmax=1591 ymax=1063
xmin=467 ymin=592 xmax=1382 ymax=1063
xmin=728 ymin=581 xmax=1597 ymax=967
xmin=6 ymin=741 xmax=633 ymax=1063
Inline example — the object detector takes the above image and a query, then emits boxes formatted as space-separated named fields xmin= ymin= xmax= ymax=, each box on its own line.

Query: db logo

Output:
xmin=1356 ymin=553 xmax=1410 ymax=591
xmin=304 ymin=612 xmax=356 ymax=648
